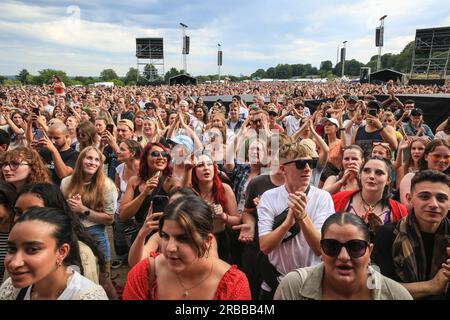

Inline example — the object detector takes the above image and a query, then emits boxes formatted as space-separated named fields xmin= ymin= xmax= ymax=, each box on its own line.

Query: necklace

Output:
xmin=175 ymin=262 xmax=214 ymax=298
xmin=360 ymin=193 xmax=385 ymax=217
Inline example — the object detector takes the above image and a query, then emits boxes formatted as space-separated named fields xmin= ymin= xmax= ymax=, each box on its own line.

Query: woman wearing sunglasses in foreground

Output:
xmin=120 ymin=143 xmax=178 ymax=242
xmin=274 ymin=212 xmax=412 ymax=300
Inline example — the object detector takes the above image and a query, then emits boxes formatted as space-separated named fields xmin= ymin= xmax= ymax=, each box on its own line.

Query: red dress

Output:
xmin=123 ymin=253 xmax=251 ymax=300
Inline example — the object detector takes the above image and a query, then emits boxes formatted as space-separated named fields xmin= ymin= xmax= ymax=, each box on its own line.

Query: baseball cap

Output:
xmin=367 ymin=100 xmax=382 ymax=110
xmin=117 ymin=119 xmax=134 ymax=131
xmin=323 ymin=117 xmax=339 ymax=128
xmin=168 ymin=135 xmax=194 ymax=154
xmin=410 ymin=108 xmax=423 ymax=116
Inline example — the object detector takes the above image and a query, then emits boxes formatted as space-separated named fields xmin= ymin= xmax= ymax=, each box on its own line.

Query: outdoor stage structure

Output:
xmin=410 ymin=26 xmax=450 ymax=85
xmin=135 ymin=38 xmax=165 ymax=83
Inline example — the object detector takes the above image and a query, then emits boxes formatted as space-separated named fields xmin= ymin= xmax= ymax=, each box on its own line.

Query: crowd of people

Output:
xmin=0 ymin=77 xmax=448 ymax=300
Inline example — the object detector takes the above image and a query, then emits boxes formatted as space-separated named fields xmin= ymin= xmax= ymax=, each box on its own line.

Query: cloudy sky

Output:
xmin=1 ymin=0 xmax=449 ymax=77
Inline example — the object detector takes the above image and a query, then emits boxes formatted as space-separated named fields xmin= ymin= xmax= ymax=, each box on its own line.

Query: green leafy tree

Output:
xmin=141 ymin=64 xmax=162 ymax=83
xmin=164 ymin=67 xmax=183 ymax=83
xmin=123 ymin=68 xmax=138 ymax=85
xmin=16 ymin=69 xmax=30 ymax=84
xmin=250 ymin=68 xmax=266 ymax=79
xmin=274 ymin=64 xmax=293 ymax=79
xmin=0 ymin=75 xmax=5 ymax=84
xmin=112 ymin=79 xmax=124 ymax=86
xmin=31 ymin=69 xmax=69 ymax=85
xmin=266 ymin=67 xmax=276 ymax=78
xmin=100 ymin=69 xmax=118 ymax=81
xmin=319 ymin=60 xmax=333 ymax=72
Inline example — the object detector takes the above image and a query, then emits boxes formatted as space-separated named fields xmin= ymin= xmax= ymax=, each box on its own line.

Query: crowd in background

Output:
xmin=0 ymin=76 xmax=449 ymax=300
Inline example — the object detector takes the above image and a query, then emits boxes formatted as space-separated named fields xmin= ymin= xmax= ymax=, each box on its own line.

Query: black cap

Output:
xmin=367 ymin=100 xmax=382 ymax=110
xmin=411 ymin=108 xmax=423 ymax=116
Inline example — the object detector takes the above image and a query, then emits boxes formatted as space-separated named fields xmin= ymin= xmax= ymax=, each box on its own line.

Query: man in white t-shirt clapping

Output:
xmin=257 ymin=140 xmax=334 ymax=299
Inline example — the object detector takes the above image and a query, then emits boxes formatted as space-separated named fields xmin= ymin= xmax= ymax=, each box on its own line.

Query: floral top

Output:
xmin=0 ymin=268 xmax=108 ymax=300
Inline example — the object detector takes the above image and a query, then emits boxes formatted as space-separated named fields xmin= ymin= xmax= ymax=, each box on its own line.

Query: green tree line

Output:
xmin=0 ymin=41 xmax=415 ymax=86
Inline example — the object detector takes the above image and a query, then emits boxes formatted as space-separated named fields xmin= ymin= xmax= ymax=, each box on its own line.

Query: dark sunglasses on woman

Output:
xmin=320 ymin=239 xmax=369 ymax=259
xmin=150 ymin=151 xmax=170 ymax=158
xmin=282 ymin=158 xmax=318 ymax=170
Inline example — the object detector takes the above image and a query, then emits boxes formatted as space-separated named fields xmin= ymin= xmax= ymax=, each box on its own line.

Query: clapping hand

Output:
xmin=67 ymin=194 xmax=86 ymax=214
xmin=288 ymin=191 xmax=307 ymax=222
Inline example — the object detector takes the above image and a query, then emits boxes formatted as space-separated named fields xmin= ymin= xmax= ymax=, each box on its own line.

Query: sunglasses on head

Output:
xmin=320 ymin=239 xmax=369 ymax=259
xmin=283 ymin=159 xmax=318 ymax=170
xmin=373 ymin=142 xmax=390 ymax=148
xmin=150 ymin=151 xmax=170 ymax=158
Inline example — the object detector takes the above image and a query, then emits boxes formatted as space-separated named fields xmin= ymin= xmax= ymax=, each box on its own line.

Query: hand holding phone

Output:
xmin=151 ymin=195 xmax=169 ymax=213
xmin=106 ymin=124 xmax=114 ymax=134
xmin=368 ymin=109 xmax=377 ymax=117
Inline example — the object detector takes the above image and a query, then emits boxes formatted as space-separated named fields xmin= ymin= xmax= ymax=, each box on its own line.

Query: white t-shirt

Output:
xmin=258 ymin=185 xmax=334 ymax=282
xmin=282 ymin=115 xmax=301 ymax=136
xmin=343 ymin=119 xmax=366 ymax=145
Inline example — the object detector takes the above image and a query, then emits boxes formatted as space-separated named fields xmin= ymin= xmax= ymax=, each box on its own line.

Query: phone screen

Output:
xmin=152 ymin=195 xmax=169 ymax=213
xmin=33 ymin=107 xmax=40 ymax=116
xmin=106 ymin=124 xmax=114 ymax=134
xmin=368 ymin=109 xmax=377 ymax=117
xmin=34 ymin=129 xmax=44 ymax=140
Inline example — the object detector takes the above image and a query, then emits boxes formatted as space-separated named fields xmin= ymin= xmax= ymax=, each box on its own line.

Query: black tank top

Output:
xmin=133 ymin=175 xmax=169 ymax=223
xmin=355 ymin=126 xmax=383 ymax=158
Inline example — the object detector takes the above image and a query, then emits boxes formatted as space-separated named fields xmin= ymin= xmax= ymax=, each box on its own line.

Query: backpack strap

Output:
xmin=147 ymin=256 xmax=156 ymax=300
xmin=16 ymin=286 xmax=29 ymax=300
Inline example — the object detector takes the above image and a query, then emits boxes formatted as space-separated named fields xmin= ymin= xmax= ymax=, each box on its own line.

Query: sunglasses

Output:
xmin=251 ymin=119 xmax=262 ymax=125
xmin=1 ymin=161 xmax=29 ymax=171
xmin=150 ymin=151 xmax=170 ymax=158
xmin=429 ymin=154 xmax=450 ymax=163
xmin=320 ymin=239 xmax=369 ymax=259
xmin=282 ymin=159 xmax=318 ymax=170
xmin=373 ymin=142 xmax=390 ymax=148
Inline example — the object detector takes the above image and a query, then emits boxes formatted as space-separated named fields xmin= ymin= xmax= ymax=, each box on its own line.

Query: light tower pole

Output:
xmin=218 ymin=43 xmax=221 ymax=83
xmin=180 ymin=22 xmax=188 ymax=73
xmin=341 ymin=41 xmax=347 ymax=78
xmin=377 ymin=15 xmax=387 ymax=71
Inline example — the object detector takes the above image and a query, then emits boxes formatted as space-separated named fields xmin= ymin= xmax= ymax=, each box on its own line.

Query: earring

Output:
xmin=56 ymin=259 xmax=63 ymax=267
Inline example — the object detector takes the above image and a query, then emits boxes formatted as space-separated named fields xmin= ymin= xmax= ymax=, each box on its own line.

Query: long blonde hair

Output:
xmin=62 ymin=146 xmax=107 ymax=211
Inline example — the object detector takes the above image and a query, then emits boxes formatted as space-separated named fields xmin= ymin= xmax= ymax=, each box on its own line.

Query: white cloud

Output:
xmin=0 ymin=0 xmax=447 ymax=76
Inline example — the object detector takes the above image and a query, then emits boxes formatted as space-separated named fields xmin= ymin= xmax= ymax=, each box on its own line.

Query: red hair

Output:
xmin=192 ymin=157 xmax=227 ymax=208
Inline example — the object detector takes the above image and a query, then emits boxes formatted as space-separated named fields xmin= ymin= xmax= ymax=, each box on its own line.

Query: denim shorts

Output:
xmin=86 ymin=224 xmax=111 ymax=261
